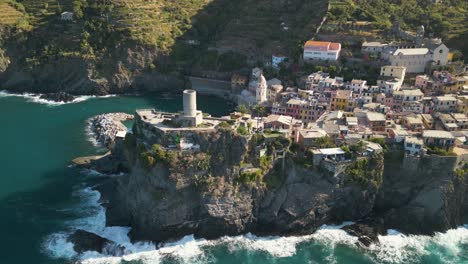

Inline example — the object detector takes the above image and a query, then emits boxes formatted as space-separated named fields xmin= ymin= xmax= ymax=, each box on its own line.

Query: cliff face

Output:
xmin=0 ymin=39 xmax=187 ymax=95
xmin=93 ymin=119 xmax=468 ymax=244
xmin=376 ymin=151 xmax=468 ymax=234
xmin=104 ymin=128 xmax=254 ymax=241
xmin=256 ymin=156 xmax=383 ymax=235
xmin=100 ymin=126 xmax=384 ymax=242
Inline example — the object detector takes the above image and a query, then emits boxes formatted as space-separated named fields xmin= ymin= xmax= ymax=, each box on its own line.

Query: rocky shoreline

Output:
xmin=87 ymin=113 xmax=133 ymax=149
xmin=69 ymin=113 xmax=468 ymax=258
xmin=39 ymin=92 xmax=76 ymax=103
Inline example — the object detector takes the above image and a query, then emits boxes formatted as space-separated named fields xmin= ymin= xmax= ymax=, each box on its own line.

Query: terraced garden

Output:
xmin=0 ymin=1 xmax=24 ymax=26
xmin=110 ymin=0 xmax=213 ymax=52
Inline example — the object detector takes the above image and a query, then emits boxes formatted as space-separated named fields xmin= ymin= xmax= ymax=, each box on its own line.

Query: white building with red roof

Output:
xmin=303 ymin=40 xmax=341 ymax=62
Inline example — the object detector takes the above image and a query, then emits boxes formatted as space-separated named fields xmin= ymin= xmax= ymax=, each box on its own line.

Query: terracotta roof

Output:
xmin=304 ymin=41 xmax=330 ymax=47
xmin=329 ymin=42 xmax=341 ymax=51
xmin=304 ymin=41 xmax=341 ymax=51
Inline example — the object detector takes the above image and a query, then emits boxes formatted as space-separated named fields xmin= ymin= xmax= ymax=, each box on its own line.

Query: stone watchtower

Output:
xmin=183 ymin=89 xmax=197 ymax=117
xmin=178 ymin=90 xmax=203 ymax=127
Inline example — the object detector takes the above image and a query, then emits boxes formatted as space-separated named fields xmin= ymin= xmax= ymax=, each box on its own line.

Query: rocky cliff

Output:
xmin=76 ymin=119 xmax=468 ymax=251
xmin=95 ymin=125 xmax=384 ymax=243
xmin=375 ymin=150 xmax=468 ymax=234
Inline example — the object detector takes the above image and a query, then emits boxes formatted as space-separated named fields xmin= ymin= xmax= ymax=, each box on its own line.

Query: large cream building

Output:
xmin=388 ymin=44 xmax=449 ymax=73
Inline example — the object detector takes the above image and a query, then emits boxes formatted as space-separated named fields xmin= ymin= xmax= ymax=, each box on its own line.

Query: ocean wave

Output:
xmin=367 ymin=227 xmax=468 ymax=264
xmin=0 ymin=90 xmax=116 ymax=106
xmin=43 ymin=186 xmax=468 ymax=264
xmin=84 ymin=118 xmax=107 ymax=151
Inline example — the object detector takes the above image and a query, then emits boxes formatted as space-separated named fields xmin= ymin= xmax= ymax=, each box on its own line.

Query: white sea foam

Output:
xmin=85 ymin=120 xmax=104 ymax=149
xmin=43 ymin=232 xmax=77 ymax=260
xmin=43 ymin=185 xmax=468 ymax=264
xmin=43 ymin=187 xmax=157 ymax=262
xmin=368 ymin=226 xmax=468 ymax=264
xmin=0 ymin=90 xmax=116 ymax=106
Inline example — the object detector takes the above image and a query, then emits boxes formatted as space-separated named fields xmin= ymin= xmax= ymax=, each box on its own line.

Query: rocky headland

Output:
xmin=71 ymin=113 xmax=468 ymax=255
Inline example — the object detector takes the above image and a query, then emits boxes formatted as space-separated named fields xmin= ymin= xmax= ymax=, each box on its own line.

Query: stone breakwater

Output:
xmin=88 ymin=113 xmax=133 ymax=149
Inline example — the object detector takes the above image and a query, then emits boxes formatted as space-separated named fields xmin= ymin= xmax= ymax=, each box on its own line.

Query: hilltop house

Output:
xmin=303 ymin=41 xmax=341 ymax=62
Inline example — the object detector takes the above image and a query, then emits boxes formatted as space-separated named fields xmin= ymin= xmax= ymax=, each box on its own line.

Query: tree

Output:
xmin=236 ymin=104 xmax=249 ymax=114
xmin=452 ymin=51 xmax=464 ymax=62
xmin=315 ymin=136 xmax=336 ymax=148
xmin=350 ymin=141 xmax=367 ymax=153
xmin=252 ymin=105 xmax=267 ymax=117
xmin=73 ymin=0 xmax=88 ymax=19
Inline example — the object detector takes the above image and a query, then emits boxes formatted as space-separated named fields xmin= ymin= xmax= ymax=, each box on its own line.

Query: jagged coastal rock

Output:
xmin=39 ymin=92 xmax=76 ymax=103
xmin=72 ymin=107 xmax=468 ymax=250
xmin=68 ymin=229 xmax=125 ymax=256
xmin=88 ymin=113 xmax=133 ymax=149
xmin=99 ymin=126 xmax=383 ymax=242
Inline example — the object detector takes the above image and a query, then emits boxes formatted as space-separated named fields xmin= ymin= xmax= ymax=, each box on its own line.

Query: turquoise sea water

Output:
xmin=0 ymin=91 xmax=467 ymax=264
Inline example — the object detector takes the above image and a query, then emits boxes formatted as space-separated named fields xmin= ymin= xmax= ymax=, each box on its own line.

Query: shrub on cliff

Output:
xmin=140 ymin=152 xmax=156 ymax=169
xmin=151 ymin=144 xmax=166 ymax=160
xmin=455 ymin=168 xmax=467 ymax=181
xmin=217 ymin=121 xmax=232 ymax=129
xmin=345 ymin=155 xmax=383 ymax=188
xmin=369 ymin=137 xmax=387 ymax=150
xmin=426 ymin=146 xmax=457 ymax=156
xmin=263 ymin=163 xmax=286 ymax=189
xmin=237 ymin=125 xmax=249 ymax=135
xmin=237 ymin=169 xmax=263 ymax=185
xmin=315 ymin=136 xmax=336 ymax=148
xmin=259 ymin=155 xmax=273 ymax=171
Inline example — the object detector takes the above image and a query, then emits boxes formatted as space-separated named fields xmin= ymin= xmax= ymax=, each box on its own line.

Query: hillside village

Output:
xmin=226 ymin=30 xmax=468 ymax=162
xmin=106 ymin=23 xmax=468 ymax=179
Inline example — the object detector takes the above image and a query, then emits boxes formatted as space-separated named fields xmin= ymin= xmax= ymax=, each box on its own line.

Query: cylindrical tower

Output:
xmin=183 ymin=89 xmax=197 ymax=117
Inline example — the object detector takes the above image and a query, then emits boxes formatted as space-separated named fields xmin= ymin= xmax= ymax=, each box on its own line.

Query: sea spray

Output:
xmin=0 ymin=90 xmax=116 ymax=106
xmin=368 ymin=227 xmax=468 ymax=264
xmin=43 ymin=185 xmax=468 ymax=264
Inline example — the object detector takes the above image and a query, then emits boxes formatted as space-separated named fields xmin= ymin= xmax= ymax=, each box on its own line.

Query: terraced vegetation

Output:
xmin=0 ymin=1 xmax=24 ymax=26
xmin=0 ymin=0 xmax=466 ymax=93
xmin=110 ymin=0 xmax=212 ymax=52
xmin=327 ymin=0 xmax=468 ymax=49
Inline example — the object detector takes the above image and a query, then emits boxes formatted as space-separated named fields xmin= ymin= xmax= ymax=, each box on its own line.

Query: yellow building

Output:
xmin=331 ymin=90 xmax=352 ymax=111
xmin=456 ymin=95 xmax=468 ymax=114
xmin=440 ymin=76 xmax=468 ymax=94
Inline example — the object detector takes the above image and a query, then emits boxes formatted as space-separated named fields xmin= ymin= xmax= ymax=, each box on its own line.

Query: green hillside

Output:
xmin=0 ymin=0 xmax=466 ymax=94
xmin=328 ymin=0 xmax=468 ymax=50
xmin=0 ymin=0 xmax=328 ymax=68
